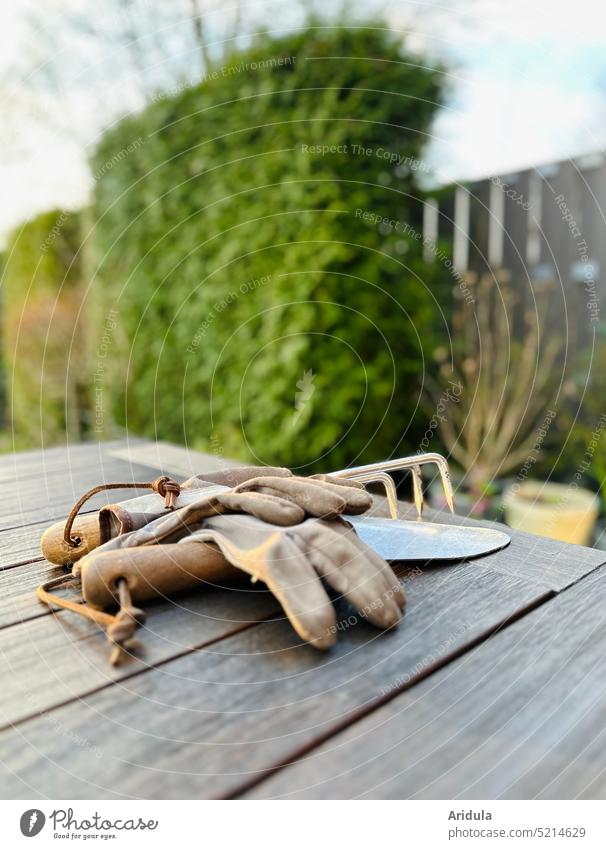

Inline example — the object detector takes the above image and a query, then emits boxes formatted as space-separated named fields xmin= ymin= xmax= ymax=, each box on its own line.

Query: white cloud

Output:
xmin=428 ymin=73 xmax=606 ymax=182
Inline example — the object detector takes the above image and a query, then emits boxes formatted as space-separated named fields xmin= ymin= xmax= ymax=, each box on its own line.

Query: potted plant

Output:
xmin=502 ymin=479 xmax=599 ymax=545
xmin=426 ymin=269 xmax=560 ymax=519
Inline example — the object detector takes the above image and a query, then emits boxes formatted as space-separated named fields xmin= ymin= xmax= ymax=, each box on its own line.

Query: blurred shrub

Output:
xmin=2 ymin=209 xmax=89 ymax=445
xmin=91 ymin=24 xmax=450 ymax=470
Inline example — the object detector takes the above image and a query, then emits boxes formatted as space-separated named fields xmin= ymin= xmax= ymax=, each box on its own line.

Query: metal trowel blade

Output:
xmin=347 ymin=515 xmax=510 ymax=562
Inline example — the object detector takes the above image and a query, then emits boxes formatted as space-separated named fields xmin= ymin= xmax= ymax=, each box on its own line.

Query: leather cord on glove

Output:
xmin=37 ymin=574 xmax=146 ymax=666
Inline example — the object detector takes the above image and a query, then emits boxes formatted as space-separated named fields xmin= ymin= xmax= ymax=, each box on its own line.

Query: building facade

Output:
xmin=424 ymin=152 xmax=605 ymax=350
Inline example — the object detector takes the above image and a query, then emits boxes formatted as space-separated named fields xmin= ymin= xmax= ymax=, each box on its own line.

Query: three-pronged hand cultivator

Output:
xmin=332 ymin=453 xmax=509 ymax=562
xmin=37 ymin=452 xmax=509 ymax=663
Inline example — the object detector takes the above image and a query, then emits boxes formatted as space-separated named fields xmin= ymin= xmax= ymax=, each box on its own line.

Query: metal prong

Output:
xmin=434 ymin=455 xmax=455 ymax=513
xmin=338 ymin=470 xmax=398 ymax=519
xmin=411 ymin=464 xmax=424 ymax=518
xmin=331 ymin=452 xmax=456 ymax=518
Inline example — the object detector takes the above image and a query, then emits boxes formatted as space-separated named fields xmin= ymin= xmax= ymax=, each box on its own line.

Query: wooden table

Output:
xmin=1 ymin=439 xmax=605 ymax=800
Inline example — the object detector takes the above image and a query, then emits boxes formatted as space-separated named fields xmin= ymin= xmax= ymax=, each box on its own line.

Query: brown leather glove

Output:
xmin=79 ymin=513 xmax=405 ymax=650
xmin=96 ymin=473 xmax=372 ymax=550
xmin=100 ymin=466 xmax=368 ymax=538
xmin=41 ymin=466 xmax=370 ymax=565
xmin=98 ymin=466 xmax=296 ymax=541
xmin=188 ymin=513 xmax=405 ymax=647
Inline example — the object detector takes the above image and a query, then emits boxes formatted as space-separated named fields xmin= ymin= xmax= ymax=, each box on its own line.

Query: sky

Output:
xmin=420 ymin=0 xmax=606 ymax=182
xmin=1 ymin=0 xmax=605 ymax=242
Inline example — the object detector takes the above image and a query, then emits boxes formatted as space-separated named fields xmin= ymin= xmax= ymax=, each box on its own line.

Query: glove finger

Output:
xmin=183 ymin=466 xmax=291 ymax=490
xmin=217 ymin=490 xmax=304 ymax=526
xmin=193 ymin=516 xmax=338 ymax=649
xmin=328 ymin=519 xmax=406 ymax=611
xmin=263 ymin=536 xmax=339 ymax=649
xmin=312 ymin=547 xmax=403 ymax=630
xmin=235 ymin=475 xmax=371 ymax=518
xmin=234 ymin=476 xmax=345 ymax=519
xmin=291 ymin=476 xmax=373 ymax=515
xmin=295 ymin=522 xmax=404 ymax=629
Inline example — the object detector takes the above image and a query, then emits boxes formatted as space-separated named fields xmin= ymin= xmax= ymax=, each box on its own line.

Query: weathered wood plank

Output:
xmin=105 ymin=441 xmax=240 ymax=479
xmin=3 ymin=502 xmax=582 ymax=728
xmin=413 ymin=508 xmax=604 ymax=591
xmin=3 ymin=493 xmax=581 ymax=725
xmin=0 ymin=582 xmax=278 ymax=729
xmin=0 ymin=559 xmax=66 ymax=628
xmin=0 ymin=559 xmax=550 ymax=799
xmin=0 ymin=439 xmax=145 ymax=473
xmin=0 ymin=521 xmax=53 ymax=568
xmin=245 ymin=564 xmax=606 ymax=800
xmin=0 ymin=439 xmax=165 ymax=529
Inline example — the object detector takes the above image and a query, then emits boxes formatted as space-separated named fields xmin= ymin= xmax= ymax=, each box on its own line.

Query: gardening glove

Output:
xmin=78 ymin=513 xmax=406 ymax=650
xmin=103 ymin=465 xmax=362 ymax=535
xmin=188 ymin=513 xmax=406 ymax=647
xmin=40 ymin=465 xmax=368 ymax=564
xmin=94 ymin=473 xmax=372 ymax=550
xmin=98 ymin=466 xmax=296 ymax=540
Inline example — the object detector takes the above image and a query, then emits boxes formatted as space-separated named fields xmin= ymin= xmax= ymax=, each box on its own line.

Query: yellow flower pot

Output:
xmin=503 ymin=480 xmax=599 ymax=546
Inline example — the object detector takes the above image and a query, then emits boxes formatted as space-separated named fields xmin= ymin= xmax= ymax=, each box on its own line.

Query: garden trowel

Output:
xmin=346 ymin=515 xmax=510 ymax=561
xmin=333 ymin=452 xmax=510 ymax=562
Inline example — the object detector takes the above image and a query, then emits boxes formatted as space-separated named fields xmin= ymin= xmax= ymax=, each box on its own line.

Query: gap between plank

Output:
xmin=0 ymin=556 xmax=45 ymax=572
xmin=0 ymin=609 xmax=55 ymax=634
xmin=0 ymin=508 xmax=100 ymax=572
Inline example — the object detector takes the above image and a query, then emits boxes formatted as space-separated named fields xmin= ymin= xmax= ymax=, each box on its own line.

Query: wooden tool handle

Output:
xmin=80 ymin=542 xmax=240 ymax=609
xmin=40 ymin=514 xmax=102 ymax=565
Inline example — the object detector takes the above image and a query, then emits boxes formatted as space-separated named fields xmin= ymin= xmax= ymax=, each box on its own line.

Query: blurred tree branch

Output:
xmin=3 ymin=0 xmax=255 ymax=152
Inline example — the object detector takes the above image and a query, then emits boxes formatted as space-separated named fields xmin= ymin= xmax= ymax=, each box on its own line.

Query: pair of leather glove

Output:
xmin=66 ymin=467 xmax=406 ymax=650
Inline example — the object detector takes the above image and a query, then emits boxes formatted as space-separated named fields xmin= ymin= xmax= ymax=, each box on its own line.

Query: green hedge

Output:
xmin=2 ymin=209 xmax=89 ymax=445
xmin=91 ymin=24 xmax=450 ymax=470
